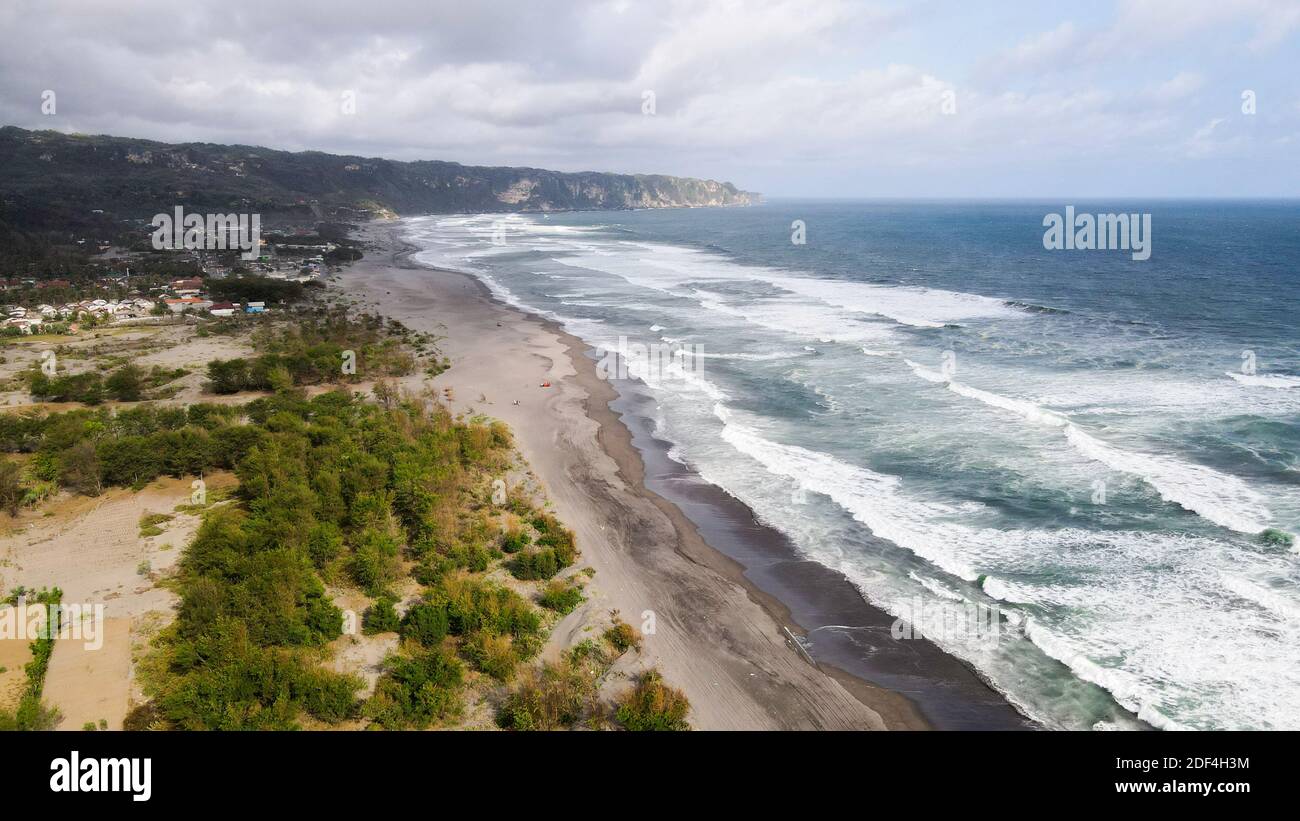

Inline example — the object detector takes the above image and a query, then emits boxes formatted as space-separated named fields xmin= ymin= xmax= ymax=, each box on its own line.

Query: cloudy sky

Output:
xmin=1 ymin=0 xmax=1297 ymax=197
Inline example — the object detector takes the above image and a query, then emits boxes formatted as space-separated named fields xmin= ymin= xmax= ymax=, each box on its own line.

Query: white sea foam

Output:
xmin=1019 ymin=619 xmax=1191 ymax=731
xmin=908 ymin=571 xmax=966 ymax=602
xmin=537 ymin=235 xmax=1016 ymax=332
xmin=697 ymin=350 xmax=809 ymax=361
xmin=902 ymin=359 xmax=1273 ymax=533
xmin=767 ymin=275 xmax=1016 ymax=328
xmin=980 ymin=575 xmax=1037 ymax=604
xmin=1064 ymin=427 xmax=1270 ymax=533
xmin=711 ymin=399 xmax=1300 ymax=729
xmin=692 ymin=289 xmax=893 ymax=344
xmin=1220 ymin=574 xmax=1300 ymax=621
xmin=714 ymin=403 xmax=980 ymax=581
xmin=1227 ymin=371 xmax=1300 ymax=388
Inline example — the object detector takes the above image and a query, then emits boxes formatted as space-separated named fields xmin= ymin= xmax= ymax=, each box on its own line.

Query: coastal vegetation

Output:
xmin=26 ymin=362 xmax=189 ymax=405
xmin=205 ymin=309 xmax=431 ymax=394
xmin=0 ymin=303 xmax=690 ymax=731
xmin=615 ymin=670 xmax=691 ymax=731
xmin=128 ymin=384 xmax=545 ymax=729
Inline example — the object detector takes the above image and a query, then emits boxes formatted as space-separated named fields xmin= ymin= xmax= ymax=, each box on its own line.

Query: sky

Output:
xmin=0 ymin=0 xmax=1297 ymax=198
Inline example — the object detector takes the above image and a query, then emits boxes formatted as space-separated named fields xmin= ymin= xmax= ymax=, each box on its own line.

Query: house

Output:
xmin=245 ymin=301 xmax=266 ymax=314
xmin=208 ymin=301 xmax=239 ymax=317
xmin=3 ymin=316 xmax=42 ymax=334
xmin=170 ymin=277 xmax=204 ymax=296
xmin=165 ymin=297 xmax=213 ymax=313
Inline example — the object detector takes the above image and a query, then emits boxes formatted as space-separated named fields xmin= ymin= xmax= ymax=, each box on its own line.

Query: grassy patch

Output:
xmin=539 ymin=579 xmax=585 ymax=615
xmin=138 ymin=512 xmax=174 ymax=538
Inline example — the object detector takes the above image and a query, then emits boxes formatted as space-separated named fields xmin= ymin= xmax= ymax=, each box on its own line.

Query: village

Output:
xmin=0 ymin=226 xmax=338 ymax=335
xmin=0 ymin=276 xmax=270 ymax=334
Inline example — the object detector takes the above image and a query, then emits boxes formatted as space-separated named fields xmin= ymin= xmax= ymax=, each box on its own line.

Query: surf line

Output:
xmin=899 ymin=358 xmax=1277 ymax=536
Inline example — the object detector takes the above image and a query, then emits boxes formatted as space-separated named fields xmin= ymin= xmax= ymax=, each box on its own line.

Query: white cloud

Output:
xmin=0 ymin=0 xmax=1296 ymax=195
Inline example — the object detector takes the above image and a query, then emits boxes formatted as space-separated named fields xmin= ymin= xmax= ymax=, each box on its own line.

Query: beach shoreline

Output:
xmin=337 ymin=218 xmax=1031 ymax=730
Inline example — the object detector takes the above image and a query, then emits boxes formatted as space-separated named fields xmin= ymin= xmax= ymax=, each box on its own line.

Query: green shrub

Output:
xmin=366 ymin=648 xmax=464 ymax=729
xmin=496 ymin=659 xmax=597 ymax=731
xmin=105 ymin=364 xmax=146 ymax=402
xmin=509 ymin=548 xmax=560 ymax=580
xmin=463 ymin=631 xmax=517 ymax=681
xmin=362 ymin=596 xmax=400 ymax=635
xmin=299 ymin=667 xmax=362 ymax=723
xmin=539 ymin=580 xmax=584 ymax=615
xmin=138 ymin=512 xmax=173 ymax=538
xmin=500 ymin=527 xmax=531 ymax=553
xmin=305 ymin=521 xmax=344 ymax=568
xmin=154 ymin=619 xmax=359 ymax=730
xmin=28 ymin=369 xmax=105 ymax=404
xmin=399 ymin=601 xmax=450 ymax=647
xmin=604 ymin=620 xmax=640 ymax=654
xmin=0 ymin=458 xmax=24 ymax=516
xmin=439 ymin=574 xmax=541 ymax=638
xmin=615 ymin=670 xmax=690 ymax=731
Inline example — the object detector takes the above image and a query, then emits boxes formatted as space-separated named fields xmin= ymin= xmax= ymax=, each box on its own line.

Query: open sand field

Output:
xmin=0 ymin=320 xmax=256 ymax=409
xmin=0 ymin=473 xmax=236 ymax=729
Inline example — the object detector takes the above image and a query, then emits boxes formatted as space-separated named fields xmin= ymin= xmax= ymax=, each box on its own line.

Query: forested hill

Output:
xmin=0 ymin=126 xmax=759 ymax=232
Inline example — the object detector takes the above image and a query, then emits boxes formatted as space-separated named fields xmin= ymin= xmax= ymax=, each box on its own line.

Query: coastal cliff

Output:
xmin=0 ymin=126 xmax=760 ymax=230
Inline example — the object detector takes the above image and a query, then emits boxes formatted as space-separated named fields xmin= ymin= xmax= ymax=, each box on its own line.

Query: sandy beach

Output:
xmin=337 ymin=220 xmax=1029 ymax=731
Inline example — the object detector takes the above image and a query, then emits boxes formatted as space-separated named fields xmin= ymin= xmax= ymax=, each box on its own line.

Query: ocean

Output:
xmin=401 ymin=200 xmax=1300 ymax=731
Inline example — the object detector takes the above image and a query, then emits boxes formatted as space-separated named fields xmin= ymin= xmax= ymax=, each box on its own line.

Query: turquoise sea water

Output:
xmin=402 ymin=200 xmax=1300 ymax=730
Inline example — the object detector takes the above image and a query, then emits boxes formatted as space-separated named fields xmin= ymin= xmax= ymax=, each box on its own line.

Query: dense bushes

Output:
xmin=206 ymin=275 xmax=305 ymax=305
xmin=27 ymin=370 xmax=104 ymax=404
xmin=496 ymin=657 xmax=599 ymax=731
xmin=206 ymin=310 xmax=419 ymax=394
xmin=28 ymin=362 xmax=184 ymax=404
xmin=495 ymin=623 xmax=689 ymax=732
xmin=0 ymin=458 xmax=23 ymax=515
xmin=399 ymin=601 xmax=449 ymax=646
xmin=4 ymin=346 xmax=662 ymax=730
xmin=509 ymin=514 xmax=578 ymax=580
xmin=0 ymin=403 xmax=250 ymax=499
xmin=362 ymin=595 xmax=400 ymax=635
xmin=130 ymin=386 xmax=535 ymax=729
xmin=365 ymin=648 xmax=464 ymax=729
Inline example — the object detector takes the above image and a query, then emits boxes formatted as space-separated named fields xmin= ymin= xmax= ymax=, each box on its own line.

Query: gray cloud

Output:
xmin=1 ymin=0 xmax=1297 ymax=196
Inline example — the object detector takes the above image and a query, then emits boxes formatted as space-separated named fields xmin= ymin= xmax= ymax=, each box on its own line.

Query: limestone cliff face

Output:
xmin=0 ymin=126 xmax=760 ymax=224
